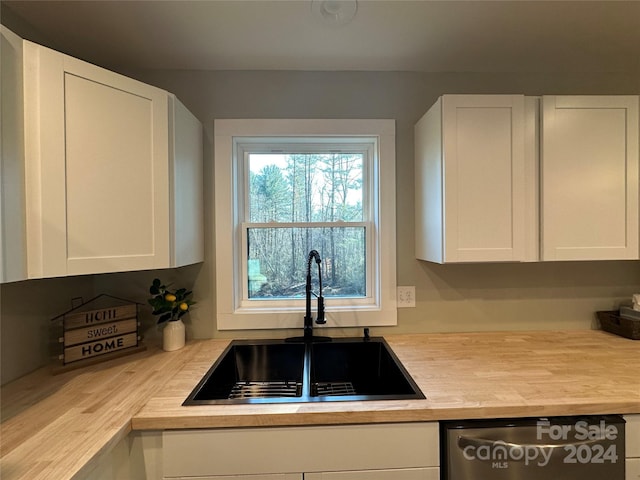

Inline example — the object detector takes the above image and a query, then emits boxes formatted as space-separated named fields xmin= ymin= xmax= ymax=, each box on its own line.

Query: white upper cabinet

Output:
xmin=540 ymin=95 xmax=639 ymax=261
xmin=1 ymin=27 xmax=27 ymax=283
xmin=170 ymin=94 xmax=204 ymax=267
xmin=415 ymin=94 xmax=526 ymax=263
xmin=23 ymin=41 xmax=203 ymax=278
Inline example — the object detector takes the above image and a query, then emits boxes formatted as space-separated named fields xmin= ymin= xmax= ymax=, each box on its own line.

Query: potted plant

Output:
xmin=148 ymin=278 xmax=195 ymax=351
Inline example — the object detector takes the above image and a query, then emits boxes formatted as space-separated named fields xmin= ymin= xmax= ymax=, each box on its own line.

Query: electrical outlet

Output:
xmin=397 ymin=286 xmax=416 ymax=308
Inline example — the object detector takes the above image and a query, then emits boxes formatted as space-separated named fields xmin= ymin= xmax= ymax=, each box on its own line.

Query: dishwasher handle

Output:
xmin=458 ymin=434 xmax=602 ymax=451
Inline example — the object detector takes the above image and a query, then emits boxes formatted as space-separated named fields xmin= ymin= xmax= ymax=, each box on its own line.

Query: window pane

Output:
xmin=248 ymin=153 xmax=363 ymax=223
xmin=247 ymin=227 xmax=365 ymax=299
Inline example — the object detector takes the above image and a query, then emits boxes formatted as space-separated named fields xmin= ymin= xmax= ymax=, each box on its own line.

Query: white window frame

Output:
xmin=239 ymin=138 xmax=374 ymax=308
xmin=214 ymin=119 xmax=397 ymax=330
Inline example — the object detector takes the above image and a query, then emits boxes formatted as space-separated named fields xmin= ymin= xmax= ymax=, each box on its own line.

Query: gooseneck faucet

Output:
xmin=304 ymin=249 xmax=326 ymax=342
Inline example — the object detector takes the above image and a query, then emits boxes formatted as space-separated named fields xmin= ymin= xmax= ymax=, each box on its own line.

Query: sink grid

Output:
xmin=228 ymin=381 xmax=303 ymax=399
xmin=312 ymin=381 xmax=356 ymax=397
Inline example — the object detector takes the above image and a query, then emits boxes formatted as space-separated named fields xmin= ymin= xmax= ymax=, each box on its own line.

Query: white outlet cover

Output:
xmin=397 ymin=286 xmax=415 ymax=308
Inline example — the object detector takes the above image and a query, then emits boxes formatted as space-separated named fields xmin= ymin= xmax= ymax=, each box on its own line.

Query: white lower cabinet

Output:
xmin=627 ymin=415 xmax=640 ymax=480
xmin=170 ymin=476 xmax=301 ymax=480
xmin=166 ymin=469 xmax=438 ymax=480
xmin=166 ymin=473 xmax=437 ymax=480
xmin=305 ymin=467 xmax=439 ymax=479
xmin=161 ymin=423 xmax=439 ymax=480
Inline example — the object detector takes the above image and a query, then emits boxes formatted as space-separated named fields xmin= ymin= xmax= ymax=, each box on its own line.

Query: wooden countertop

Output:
xmin=134 ymin=330 xmax=640 ymax=429
xmin=2 ymin=330 xmax=640 ymax=479
xmin=0 ymin=342 xmax=203 ymax=480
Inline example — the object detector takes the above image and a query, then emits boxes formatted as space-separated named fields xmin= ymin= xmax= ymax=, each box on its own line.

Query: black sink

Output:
xmin=183 ymin=337 xmax=425 ymax=405
xmin=310 ymin=339 xmax=422 ymax=400
xmin=186 ymin=340 xmax=305 ymax=404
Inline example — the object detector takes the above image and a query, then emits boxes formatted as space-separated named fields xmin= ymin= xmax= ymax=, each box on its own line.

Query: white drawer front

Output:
xmin=626 ymin=415 xmax=640 ymax=458
xmin=305 ymin=467 xmax=439 ymax=480
xmin=163 ymin=423 xmax=439 ymax=477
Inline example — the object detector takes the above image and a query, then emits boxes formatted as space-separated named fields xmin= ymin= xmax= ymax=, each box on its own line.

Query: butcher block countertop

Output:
xmin=2 ymin=330 xmax=640 ymax=479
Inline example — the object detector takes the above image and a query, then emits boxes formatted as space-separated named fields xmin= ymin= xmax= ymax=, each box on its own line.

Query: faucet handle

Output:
xmin=316 ymin=295 xmax=326 ymax=324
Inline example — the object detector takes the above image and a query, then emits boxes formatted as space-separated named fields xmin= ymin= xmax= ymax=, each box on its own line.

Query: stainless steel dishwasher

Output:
xmin=441 ymin=415 xmax=625 ymax=479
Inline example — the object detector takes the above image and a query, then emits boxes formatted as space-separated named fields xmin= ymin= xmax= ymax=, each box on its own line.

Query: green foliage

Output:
xmin=148 ymin=278 xmax=196 ymax=325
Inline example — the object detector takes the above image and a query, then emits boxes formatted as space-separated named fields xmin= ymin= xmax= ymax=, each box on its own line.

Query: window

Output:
xmin=214 ymin=119 xmax=396 ymax=330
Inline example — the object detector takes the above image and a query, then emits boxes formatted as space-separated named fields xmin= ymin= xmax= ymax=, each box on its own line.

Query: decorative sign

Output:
xmin=52 ymin=294 xmax=145 ymax=373
xmin=64 ymin=303 xmax=137 ymax=330
xmin=63 ymin=318 xmax=138 ymax=347
xmin=63 ymin=332 xmax=139 ymax=363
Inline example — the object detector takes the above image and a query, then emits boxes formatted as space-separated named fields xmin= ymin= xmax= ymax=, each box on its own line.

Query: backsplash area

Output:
xmin=3 ymin=258 xmax=639 ymax=385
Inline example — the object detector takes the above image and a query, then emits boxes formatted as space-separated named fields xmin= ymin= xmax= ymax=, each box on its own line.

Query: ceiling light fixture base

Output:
xmin=311 ymin=0 xmax=358 ymax=27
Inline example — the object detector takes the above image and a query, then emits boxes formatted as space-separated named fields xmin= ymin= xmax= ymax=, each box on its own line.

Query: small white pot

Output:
xmin=163 ymin=319 xmax=186 ymax=351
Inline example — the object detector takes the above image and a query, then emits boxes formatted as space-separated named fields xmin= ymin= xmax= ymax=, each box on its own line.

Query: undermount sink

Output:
xmin=183 ymin=337 xmax=425 ymax=405
xmin=309 ymin=339 xmax=422 ymax=399
xmin=186 ymin=341 xmax=305 ymax=403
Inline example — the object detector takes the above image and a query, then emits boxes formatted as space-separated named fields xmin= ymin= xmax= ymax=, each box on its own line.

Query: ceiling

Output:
xmin=3 ymin=0 xmax=640 ymax=74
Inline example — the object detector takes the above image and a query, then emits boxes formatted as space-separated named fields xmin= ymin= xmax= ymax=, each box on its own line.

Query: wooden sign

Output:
xmin=52 ymin=294 xmax=146 ymax=373
xmin=64 ymin=303 xmax=137 ymax=330
xmin=63 ymin=332 xmax=139 ymax=364
xmin=63 ymin=318 xmax=138 ymax=347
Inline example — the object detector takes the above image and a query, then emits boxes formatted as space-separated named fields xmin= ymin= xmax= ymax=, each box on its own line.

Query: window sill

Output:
xmin=217 ymin=307 xmax=398 ymax=331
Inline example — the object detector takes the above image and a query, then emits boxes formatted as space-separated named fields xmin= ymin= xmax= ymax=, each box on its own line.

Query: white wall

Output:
xmin=0 ymin=276 xmax=95 ymax=384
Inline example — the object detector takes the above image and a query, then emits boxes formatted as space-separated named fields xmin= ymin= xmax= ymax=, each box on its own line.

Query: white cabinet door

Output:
xmin=415 ymin=94 xmax=526 ymax=263
xmin=24 ymin=40 xmax=169 ymax=277
xmin=627 ymin=414 xmax=640 ymax=458
xmin=22 ymin=41 xmax=203 ymax=277
xmin=541 ymin=95 xmax=639 ymax=261
xmin=305 ymin=467 xmax=439 ymax=480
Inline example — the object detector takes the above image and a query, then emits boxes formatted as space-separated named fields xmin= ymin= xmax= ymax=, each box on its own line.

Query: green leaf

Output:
xmin=149 ymin=278 xmax=194 ymax=323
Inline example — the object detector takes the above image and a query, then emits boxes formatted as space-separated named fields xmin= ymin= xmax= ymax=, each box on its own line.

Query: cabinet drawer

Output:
xmin=163 ymin=423 xmax=439 ymax=477
xmin=305 ymin=467 xmax=439 ymax=480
